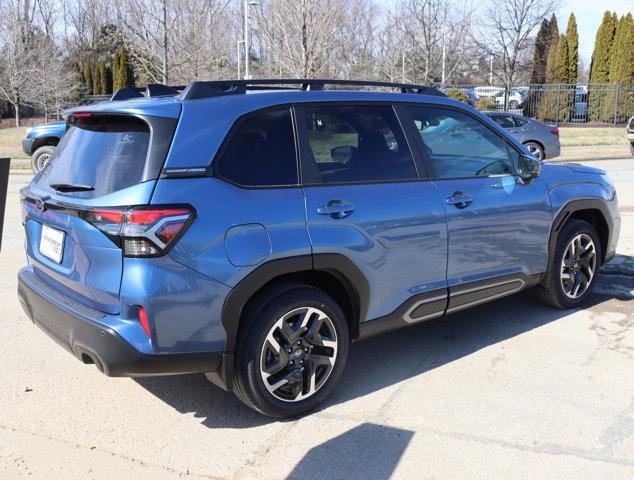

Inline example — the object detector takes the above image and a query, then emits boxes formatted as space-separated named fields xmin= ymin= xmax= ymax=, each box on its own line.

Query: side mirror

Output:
xmin=518 ymin=154 xmax=541 ymax=182
xmin=331 ymin=146 xmax=354 ymax=164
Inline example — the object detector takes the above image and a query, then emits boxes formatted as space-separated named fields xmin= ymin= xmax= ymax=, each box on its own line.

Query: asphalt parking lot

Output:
xmin=1 ymin=159 xmax=633 ymax=479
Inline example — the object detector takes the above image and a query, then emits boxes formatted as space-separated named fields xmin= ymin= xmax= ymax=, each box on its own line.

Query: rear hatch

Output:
xmin=21 ymin=112 xmax=178 ymax=314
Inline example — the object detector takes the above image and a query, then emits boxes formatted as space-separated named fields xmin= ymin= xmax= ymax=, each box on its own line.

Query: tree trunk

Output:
xmin=14 ymin=104 xmax=20 ymax=127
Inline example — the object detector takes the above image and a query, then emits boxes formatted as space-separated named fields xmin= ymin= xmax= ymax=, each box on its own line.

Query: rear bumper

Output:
xmin=18 ymin=268 xmax=223 ymax=378
xmin=544 ymin=139 xmax=561 ymax=159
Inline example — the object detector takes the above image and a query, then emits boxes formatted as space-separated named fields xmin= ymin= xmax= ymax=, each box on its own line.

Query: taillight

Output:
xmin=84 ymin=205 xmax=195 ymax=257
xmin=551 ymin=128 xmax=559 ymax=136
xmin=138 ymin=306 xmax=151 ymax=338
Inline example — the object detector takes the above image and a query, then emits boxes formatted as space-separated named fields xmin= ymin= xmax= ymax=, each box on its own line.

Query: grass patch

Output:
xmin=0 ymin=126 xmax=29 ymax=161
xmin=559 ymin=127 xmax=628 ymax=147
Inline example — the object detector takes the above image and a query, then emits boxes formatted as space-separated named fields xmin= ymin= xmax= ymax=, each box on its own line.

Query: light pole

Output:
xmin=243 ymin=0 xmax=259 ymax=80
xmin=237 ymin=40 xmax=244 ymax=78
xmin=489 ymin=55 xmax=493 ymax=85
xmin=402 ymin=47 xmax=414 ymax=83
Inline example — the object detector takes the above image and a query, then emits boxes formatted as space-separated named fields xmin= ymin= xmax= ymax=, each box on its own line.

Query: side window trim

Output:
xmin=404 ymin=104 xmax=520 ymax=180
xmin=211 ymin=104 xmax=301 ymax=189
xmin=296 ymin=102 xmax=424 ymax=186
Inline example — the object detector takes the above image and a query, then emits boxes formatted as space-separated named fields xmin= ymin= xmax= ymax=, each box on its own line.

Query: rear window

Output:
xmin=35 ymin=116 xmax=151 ymax=197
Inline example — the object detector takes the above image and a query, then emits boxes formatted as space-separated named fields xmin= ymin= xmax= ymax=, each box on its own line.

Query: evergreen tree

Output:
xmin=118 ymin=47 xmax=135 ymax=88
xmin=555 ymin=35 xmax=570 ymax=83
xmin=609 ymin=14 xmax=634 ymax=84
xmin=104 ymin=64 xmax=113 ymax=94
xmin=589 ymin=11 xmax=617 ymax=83
xmin=82 ymin=64 xmax=93 ymax=95
xmin=98 ymin=63 xmax=110 ymax=95
xmin=112 ymin=50 xmax=121 ymax=91
xmin=530 ymin=19 xmax=551 ymax=84
xmin=94 ymin=62 xmax=104 ymax=95
xmin=605 ymin=14 xmax=634 ymax=121
xmin=548 ymin=14 xmax=559 ymax=53
xmin=589 ymin=12 xmax=618 ymax=121
xmin=544 ymin=32 xmax=559 ymax=83
xmin=566 ymin=13 xmax=579 ymax=84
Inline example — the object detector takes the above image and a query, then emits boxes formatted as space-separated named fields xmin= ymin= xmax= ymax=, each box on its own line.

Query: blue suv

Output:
xmin=18 ymin=80 xmax=620 ymax=417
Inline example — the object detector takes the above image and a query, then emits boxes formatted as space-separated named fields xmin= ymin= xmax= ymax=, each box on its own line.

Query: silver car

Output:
xmin=485 ymin=112 xmax=561 ymax=160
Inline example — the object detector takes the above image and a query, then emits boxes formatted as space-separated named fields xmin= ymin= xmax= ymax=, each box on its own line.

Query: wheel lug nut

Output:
xmin=297 ymin=340 xmax=302 ymax=345
xmin=304 ymin=347 xmax=309 ymax=353
xmin=299 ymin=360 xmax=304 ymax=365
xmin=287 ymin=348 xmax=292 ymax=354
xmin=289 ymin=360 xmax=294 ymax=366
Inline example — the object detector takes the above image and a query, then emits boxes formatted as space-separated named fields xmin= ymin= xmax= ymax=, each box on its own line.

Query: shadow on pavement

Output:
xmin=286 ymin=423 xmax=413 ymax=480
xmin=136 ymin=264 xmax=633 ymax=429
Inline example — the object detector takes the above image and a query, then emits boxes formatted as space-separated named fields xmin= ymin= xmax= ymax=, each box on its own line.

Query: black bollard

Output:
xmin=0 ymin=158 xmax=10 ymax=252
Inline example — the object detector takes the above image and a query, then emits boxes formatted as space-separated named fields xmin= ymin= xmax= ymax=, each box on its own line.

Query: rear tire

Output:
xmin=233 ymin=283 xmax=349 ymax=418
xmin=630 ymin=142 xmax=634 ymax=156
xmin=523 ymin=141 xmax=544 ymax=160
xmin=536 ymin=219 xmax=601 ymax=309
xmin=31 ymin=145 xmax=55 ymax=173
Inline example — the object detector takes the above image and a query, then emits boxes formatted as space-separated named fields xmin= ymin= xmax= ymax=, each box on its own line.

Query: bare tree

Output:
xmin=389 ymin=0 xmax=473 ymax=84
xmin=0 ymin=0 xmax=39 ymax=126
xmin=474 ymin=0 xmax=556 ymax=90
xmin=254 ymin=0 xmax=348 ymax=78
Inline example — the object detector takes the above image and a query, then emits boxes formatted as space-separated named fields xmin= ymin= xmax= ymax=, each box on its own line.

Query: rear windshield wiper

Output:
xmin=49 ymin=183 xmax=95 ymax=192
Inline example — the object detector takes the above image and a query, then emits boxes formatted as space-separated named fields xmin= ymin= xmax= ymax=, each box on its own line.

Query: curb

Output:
xmin=547 ymin=155 xmax=632 ymax=163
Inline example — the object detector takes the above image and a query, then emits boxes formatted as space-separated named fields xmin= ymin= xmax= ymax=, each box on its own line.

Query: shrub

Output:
xmin=475 ymin=97 xmax=497 ymax=111
xmin=445 ymin=89 xmax=470 ymax=104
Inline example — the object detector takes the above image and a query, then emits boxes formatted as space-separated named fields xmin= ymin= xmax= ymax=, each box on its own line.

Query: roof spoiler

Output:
xmin=110 ymin=83 xmax=185 ymax=101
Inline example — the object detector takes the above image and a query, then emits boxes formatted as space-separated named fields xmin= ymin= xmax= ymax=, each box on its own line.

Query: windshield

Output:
xmin=35 ymin=115 xmax=151 ymax=198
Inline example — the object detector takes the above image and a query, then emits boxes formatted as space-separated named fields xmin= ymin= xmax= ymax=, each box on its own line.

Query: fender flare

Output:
xmin=220 ymin=253 xmax=370 ymax=352
xmin=547 ymin=198 xmax=614 ymax=265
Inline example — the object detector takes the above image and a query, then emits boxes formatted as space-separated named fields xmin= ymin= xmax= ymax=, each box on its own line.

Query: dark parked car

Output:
xmin=22 ymin=121 xmax=67 ymax=172
xmin=485 ymin=112 xmax=560 ymax=160
xmin=18 ymin=79 xmax=620 ymax=417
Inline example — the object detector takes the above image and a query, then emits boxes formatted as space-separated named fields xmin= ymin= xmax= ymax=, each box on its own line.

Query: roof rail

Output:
xmin=179 ymin=79 xmax=446 ymax=101
xmin=110 ymin=83 xmax=185 ymax=101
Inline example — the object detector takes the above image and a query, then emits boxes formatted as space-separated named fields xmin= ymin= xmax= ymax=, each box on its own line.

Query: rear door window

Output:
xmin=215 ymin=108 xmax=298 ymax=187
xmin=35 ymin=115 xmax=151 ymax=198
xmin=301 ymin=105 xmax=417 ymax=184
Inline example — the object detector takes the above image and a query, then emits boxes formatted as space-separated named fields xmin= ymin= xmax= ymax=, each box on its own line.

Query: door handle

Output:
xmin=317 ymin=200 xmax=355 ymax=219
xmin=445 ymin=191 xmax=473 ymax=209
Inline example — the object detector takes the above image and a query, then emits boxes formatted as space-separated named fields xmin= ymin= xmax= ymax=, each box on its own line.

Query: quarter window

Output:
xmin=302 ymin=105 xmax=417 ymax=184
xmin=409 ymin=107 xmax=516 ymax=178
xmin=490 ymin=114 xmax=515 ymax=129
xmin=215 ymin=108 xmax=298 ymax=186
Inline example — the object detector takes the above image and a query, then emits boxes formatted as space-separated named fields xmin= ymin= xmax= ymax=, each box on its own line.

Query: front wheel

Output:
xmin=233 ymin=284 xmax=349 ymax=417
xmin=536 ymin=219 xmax=601 ymax=309
xmin=31 ymin=145 xmax=55 ymax=173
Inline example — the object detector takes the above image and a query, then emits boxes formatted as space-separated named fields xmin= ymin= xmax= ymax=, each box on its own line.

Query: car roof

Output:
xmin=66 ymin=80 xmax=460 ymax=120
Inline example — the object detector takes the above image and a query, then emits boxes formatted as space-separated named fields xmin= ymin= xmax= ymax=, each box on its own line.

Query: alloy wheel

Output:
xmin=560 ymin=234 xmax=597 ymax=299
xmin=37 ymin=153 xmax=52 ymax=171
xmin=259 ymin=306 xmax=338 ymax=402
xmin=526 ymin=143 xmax=543 ymax=160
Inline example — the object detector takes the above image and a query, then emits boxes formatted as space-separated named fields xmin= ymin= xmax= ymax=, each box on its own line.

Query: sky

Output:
xmin=375 ymin=0 xmax=633 ymax=66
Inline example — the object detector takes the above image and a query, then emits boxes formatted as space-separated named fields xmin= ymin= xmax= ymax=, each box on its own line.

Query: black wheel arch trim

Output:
xmin=220 ymin=253 xmax=370 ymax=352
xmin=547 ymin=198 xmax=614 ymax=267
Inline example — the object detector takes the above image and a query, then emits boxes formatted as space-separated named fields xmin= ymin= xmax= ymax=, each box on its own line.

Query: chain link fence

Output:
xmin=446 ymin=83 xmax=634 ymax=126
